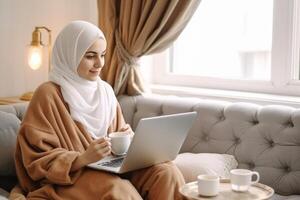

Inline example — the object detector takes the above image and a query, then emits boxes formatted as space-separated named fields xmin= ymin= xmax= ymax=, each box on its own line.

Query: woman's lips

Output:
xmin=89 ymin=70 xmax=99 ymax=74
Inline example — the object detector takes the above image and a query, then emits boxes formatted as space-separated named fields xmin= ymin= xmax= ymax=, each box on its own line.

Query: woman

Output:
xmin=10 ymin=21 xmax=185 ymax=200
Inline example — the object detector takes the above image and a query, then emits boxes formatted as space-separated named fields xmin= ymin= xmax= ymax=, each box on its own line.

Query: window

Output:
xmin=172 ymin=0 xmax=273 ymax=80
xmin=149 ymin=0 xmax=300 ymax=97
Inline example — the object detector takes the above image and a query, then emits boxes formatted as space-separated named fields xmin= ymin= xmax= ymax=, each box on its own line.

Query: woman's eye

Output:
xmin=86 ymin=55 xmax=95 ymax=59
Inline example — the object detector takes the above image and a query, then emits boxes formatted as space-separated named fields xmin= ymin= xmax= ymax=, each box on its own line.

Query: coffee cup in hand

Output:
xmin=109 ymin=132 xmax=131 ymax=156
xmin=197 ymin=174 xmax=219 ymax=197
xmin=230 ymin=169 xmax=260 ymax=192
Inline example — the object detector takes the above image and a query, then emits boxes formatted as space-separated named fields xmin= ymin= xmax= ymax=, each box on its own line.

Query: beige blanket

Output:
xmin=10 ymin=82 xmax=132 ymax=199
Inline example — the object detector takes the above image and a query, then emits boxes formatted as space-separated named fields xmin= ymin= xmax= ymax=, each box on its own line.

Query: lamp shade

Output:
xmin=28 ymin=45 xmax=43 ymax=70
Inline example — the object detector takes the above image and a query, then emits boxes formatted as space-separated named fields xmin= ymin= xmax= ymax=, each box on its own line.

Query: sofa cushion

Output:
xmin=174 ymin=153 xmax=238 ymax=182
xmin=0 ymin=111 xmax=21 ymax=176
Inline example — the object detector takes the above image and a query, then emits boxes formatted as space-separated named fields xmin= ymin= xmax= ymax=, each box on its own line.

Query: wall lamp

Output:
xmin=27 ymin=26 xmax=52 ymax=71
xmin=21 ymin=26 xmax=52 ymax=101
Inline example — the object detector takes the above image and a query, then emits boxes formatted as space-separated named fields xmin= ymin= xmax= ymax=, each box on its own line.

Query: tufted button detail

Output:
xmin=249 ymin=163 xmax=255 ymax=169
xmin=285 ymin=166 xmax=291 ymax=172
xmin=202 ymin=134 xmax=210 ymax=141
xmin=252 ymin=120 xmax=259 ymax=125
xmin=269 ymin=141 xmax=275 ymax=147
xmin=134 ymin=106 xmax=138 ymax=113
xmin=286 ymin=122 xmax=294 ymax=128
xmin=205 ymin=136 xmax=210 ymax=141
xmin=235 ymin=138 xmax=241 ymax=144
xmin=219 ymin=116 xmax=225 ymax=121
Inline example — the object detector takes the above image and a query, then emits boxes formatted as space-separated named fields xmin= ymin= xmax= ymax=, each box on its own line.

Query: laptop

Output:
xmin=87 ymin=111 xmax=197 ymax=174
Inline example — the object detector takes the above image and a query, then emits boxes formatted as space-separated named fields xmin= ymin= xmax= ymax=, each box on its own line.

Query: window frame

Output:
xmin=150 ymin=0 xmax=300 ymax=97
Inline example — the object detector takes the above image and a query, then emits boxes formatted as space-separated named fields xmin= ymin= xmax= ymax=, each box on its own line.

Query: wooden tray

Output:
xmin=180 ymin=179 xmax=274 ymax=200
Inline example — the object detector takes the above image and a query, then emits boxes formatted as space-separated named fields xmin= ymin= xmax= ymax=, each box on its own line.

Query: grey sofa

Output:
xmin=0 ymin=94 xmax=300 ymax=199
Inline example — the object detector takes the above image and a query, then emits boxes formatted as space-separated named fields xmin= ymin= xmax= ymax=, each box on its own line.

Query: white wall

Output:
xmin=0 ymin=0 xmax=98 ymax=97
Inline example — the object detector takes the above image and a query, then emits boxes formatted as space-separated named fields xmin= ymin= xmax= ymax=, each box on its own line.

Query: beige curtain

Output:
xmin=98 ymin=0 xmax=200 ymax=96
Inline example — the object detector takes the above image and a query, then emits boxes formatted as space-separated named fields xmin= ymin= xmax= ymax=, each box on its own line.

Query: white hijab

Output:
xmin=49 ymin=20 xmax=117 ymax=138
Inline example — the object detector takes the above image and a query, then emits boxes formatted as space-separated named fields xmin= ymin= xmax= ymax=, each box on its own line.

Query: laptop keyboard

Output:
xmin=98 ymin=157 xmax=124 ymax=168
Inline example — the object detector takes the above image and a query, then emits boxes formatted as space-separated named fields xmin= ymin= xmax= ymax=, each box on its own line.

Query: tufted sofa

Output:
xmin=0 ymin=94 xmax=300 ymax=199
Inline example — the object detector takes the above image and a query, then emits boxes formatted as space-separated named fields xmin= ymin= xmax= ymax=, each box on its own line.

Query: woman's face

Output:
xmin=77 ymin=38 xmax=106 ymax=81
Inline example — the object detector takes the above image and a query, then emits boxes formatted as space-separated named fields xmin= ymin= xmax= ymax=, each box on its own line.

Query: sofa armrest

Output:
xmin=0 ymin=187 xmax=9 ymax=199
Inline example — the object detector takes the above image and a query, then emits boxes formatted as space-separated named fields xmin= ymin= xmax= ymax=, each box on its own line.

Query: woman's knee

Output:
xmin=151 ymin=162 xmax=185 ymax=184
xmin=153 ymin=162 xmax=182 ymax=175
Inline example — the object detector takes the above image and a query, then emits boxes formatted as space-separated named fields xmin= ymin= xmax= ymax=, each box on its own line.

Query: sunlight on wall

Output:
xmin=0 ymin=0 xmax=98 ymax=97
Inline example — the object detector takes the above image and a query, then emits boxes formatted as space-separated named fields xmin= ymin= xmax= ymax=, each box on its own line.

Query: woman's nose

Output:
xmin=94 ymin=63 xmax=100 ymax=68
xmin=94 ymin=56 xmax=103 ymax=68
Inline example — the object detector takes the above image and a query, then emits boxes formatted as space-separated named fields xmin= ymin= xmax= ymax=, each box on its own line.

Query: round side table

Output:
xmin=180 ymin=179 xmax=274 ymax=200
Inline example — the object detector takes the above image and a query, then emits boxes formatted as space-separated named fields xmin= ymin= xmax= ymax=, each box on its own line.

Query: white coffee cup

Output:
xmin=197 ymin=174 xmax=220 ymax=197
xmin=109 ymin=132 xmax=131 ymax=156
xmin=230 ymin=169 xmax=260 ymax=192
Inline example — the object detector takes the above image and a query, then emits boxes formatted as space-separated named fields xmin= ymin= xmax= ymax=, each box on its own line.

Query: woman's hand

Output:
xmin=81 ymin=137 xmax=111 ymax=164
xmin=71 ymin=137 xmax=111 ymax=172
